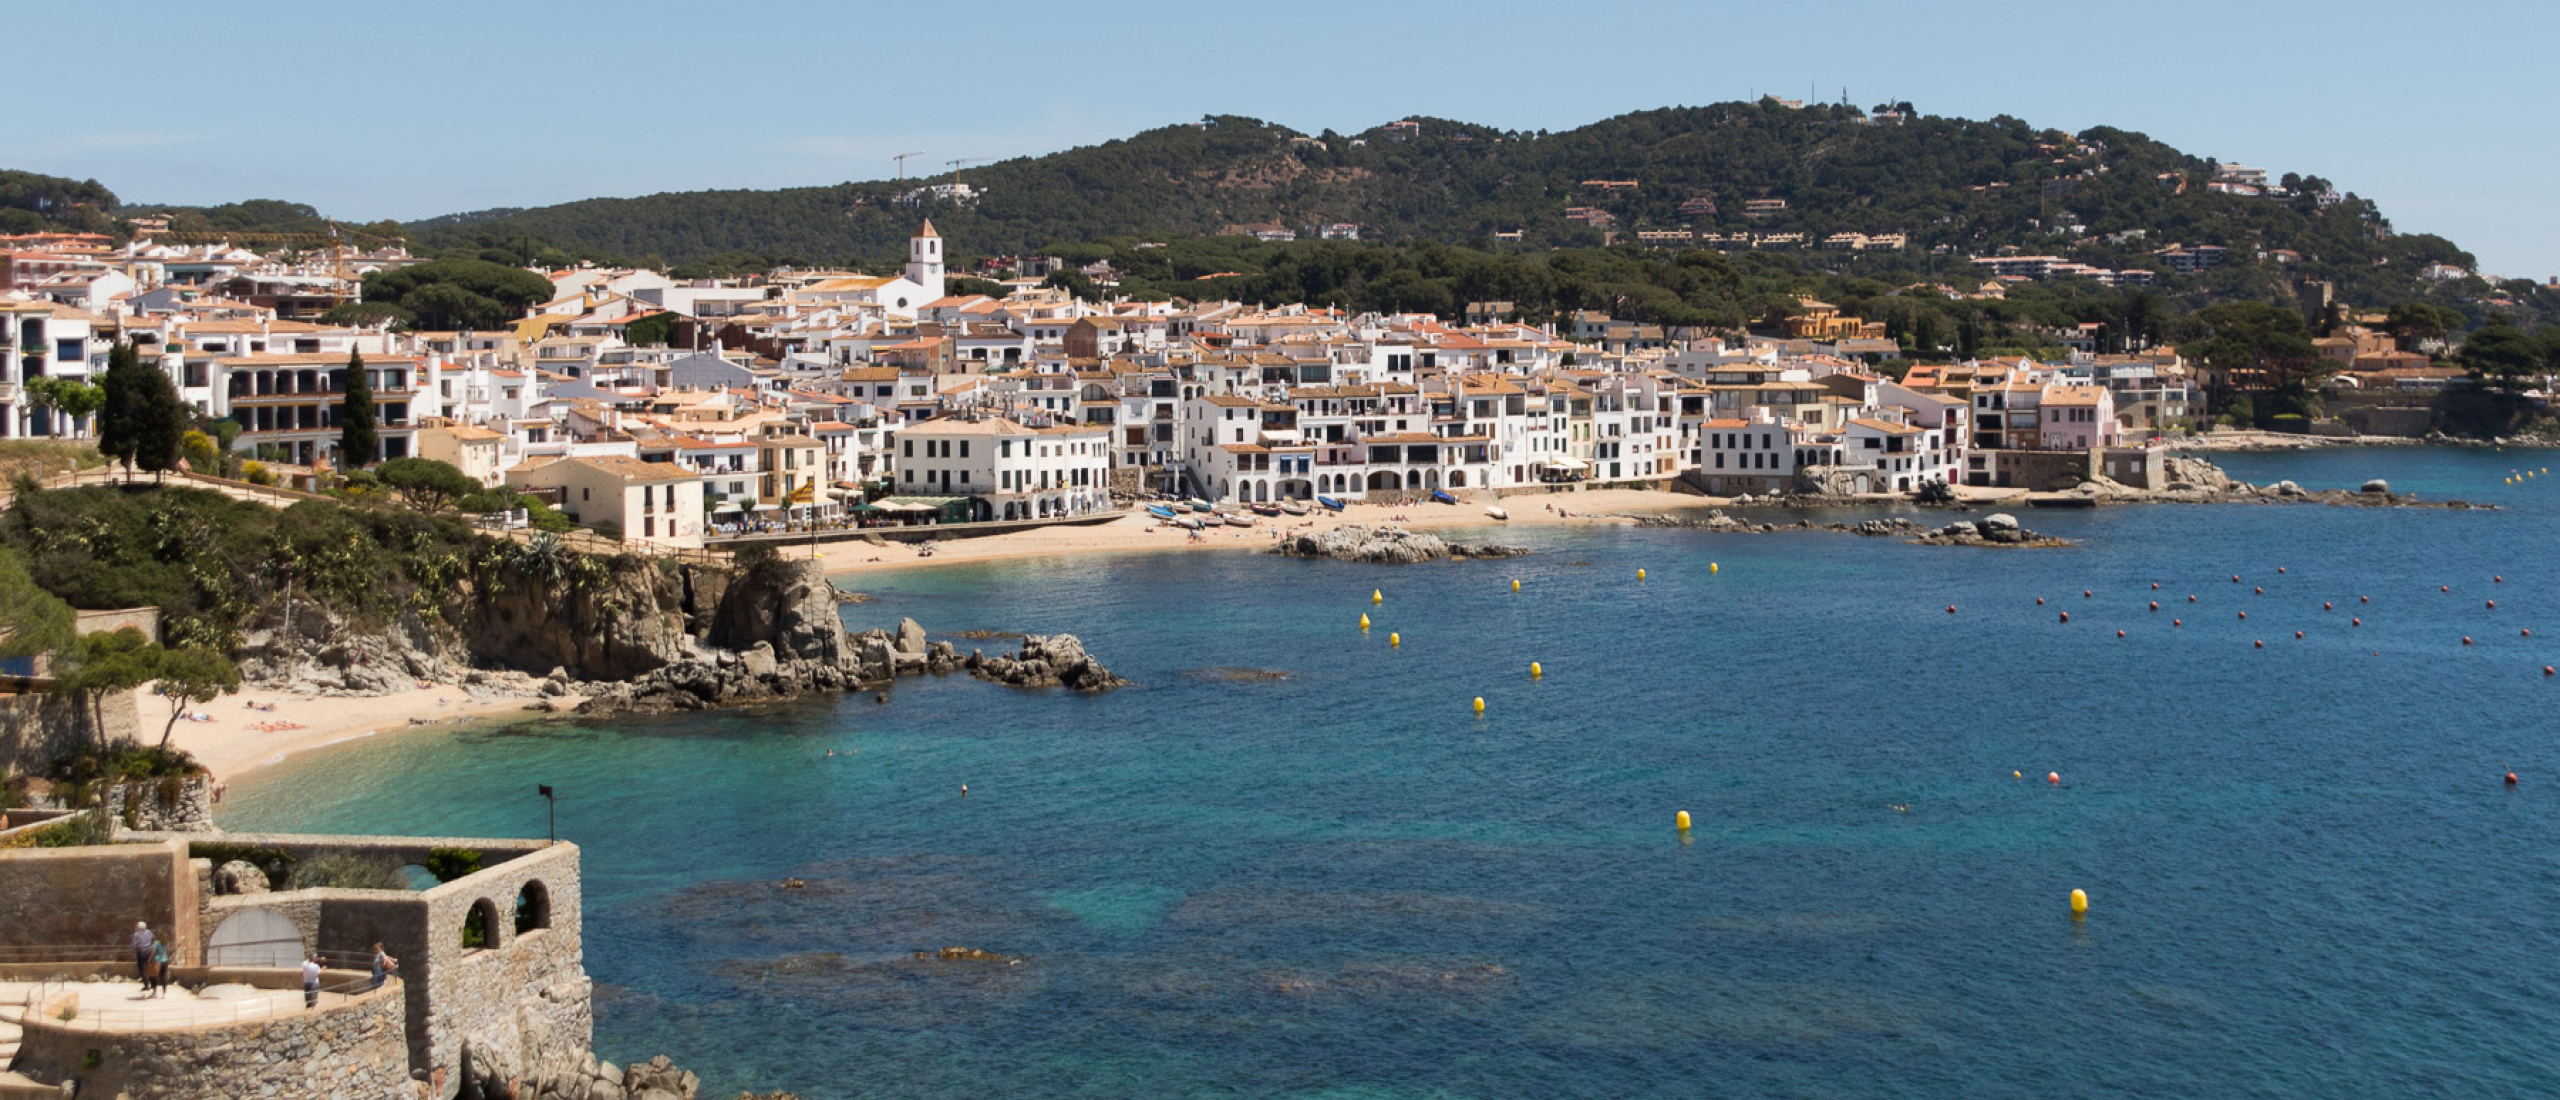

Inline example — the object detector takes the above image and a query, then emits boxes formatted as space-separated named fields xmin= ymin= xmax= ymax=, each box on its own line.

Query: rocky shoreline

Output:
xmin=1626 ymin=510 xmax=2071 ymax=547
xmin=1274 ymin=524 xmax=1530 ymax=564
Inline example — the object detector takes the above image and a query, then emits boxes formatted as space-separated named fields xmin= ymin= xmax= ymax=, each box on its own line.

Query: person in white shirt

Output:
xmin=301 ymin=955 xmax=322 ymax=1009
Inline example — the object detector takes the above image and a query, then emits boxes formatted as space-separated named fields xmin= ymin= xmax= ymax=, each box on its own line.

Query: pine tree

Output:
xmin=94 ymin=342 xmax=146 ymax=476
xmin=339 ymin=350 xmax=378 ymax=469
xmin=130 ymin=357 xmax=186 ymax=480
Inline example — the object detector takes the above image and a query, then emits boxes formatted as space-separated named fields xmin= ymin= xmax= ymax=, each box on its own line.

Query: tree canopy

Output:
xmin=358 ymin=259 xmax=554 ymax=331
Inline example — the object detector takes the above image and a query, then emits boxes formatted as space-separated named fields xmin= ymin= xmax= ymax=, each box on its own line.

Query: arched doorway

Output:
xmin=1366 ymin=471 xmax=1401 ymax=493
xmin=207 ymin=908 xmax=303 ymax=968
xmin=1449 ymin=471 xmax=1467 ymax=488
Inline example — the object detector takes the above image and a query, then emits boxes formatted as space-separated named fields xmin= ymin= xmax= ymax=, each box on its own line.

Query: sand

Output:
xmin=808 ymin=489 xmax=1736 ymax=577
xmin=155 ymin=683 xmax=567 ymax=782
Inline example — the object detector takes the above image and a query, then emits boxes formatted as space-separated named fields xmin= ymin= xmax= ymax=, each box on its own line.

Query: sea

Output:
xmin=222 ymin=447 xmax=2560 ymax=1099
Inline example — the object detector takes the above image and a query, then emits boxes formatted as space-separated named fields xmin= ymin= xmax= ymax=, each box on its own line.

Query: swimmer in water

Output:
xmin=960 ymin=784 xmax=969 ymax=797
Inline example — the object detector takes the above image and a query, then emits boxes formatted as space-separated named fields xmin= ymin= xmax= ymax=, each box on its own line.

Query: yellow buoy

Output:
xmin=1359 ymin=613 xmax=1371 ymax=630
xmin=2070 ymin=888 xmax=2089 ymax=918
xmin=1676 ymin=810 xmax=1692 ymax=832
xmin=1638 ymin=568 xmax=1648 ymax=581
xmin=2014 ymin=770 xmax=2022 ymax=778
xmin=1373 ymin=589 xmax=1384 ymax=604
xmin=1530 ymin=661 xmax=1543 ymax=679
xmin=1472 ymin=696 xmax=1486 ymax=715
xmin=1389 ymin=632 xmax=1401 ymax=648
xmin=1512 ymin=579 xmax=1521 ymax=592
xmin=1710 ymin=562 xmax=1719 ymax=575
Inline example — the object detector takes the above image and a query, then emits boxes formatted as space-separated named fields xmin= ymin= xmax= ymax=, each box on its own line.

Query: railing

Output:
xmin=0 ymin=942 xmax=133 ymax=965
xmin=26 ymin=970 xmax=392 ymax=1033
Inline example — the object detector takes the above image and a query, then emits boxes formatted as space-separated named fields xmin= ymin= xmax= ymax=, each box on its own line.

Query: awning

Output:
xmin=709 ymin=499 xmax=745 ymax=512
xmin=1538 ymin=457 xmax=1591 ymax=471
xmin=874 ymin=501 xmax=941 ymax=513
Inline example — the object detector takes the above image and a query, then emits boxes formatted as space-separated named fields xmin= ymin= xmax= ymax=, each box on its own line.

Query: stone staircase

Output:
xmin=0 ymin=995 xmax=60 ymax=1098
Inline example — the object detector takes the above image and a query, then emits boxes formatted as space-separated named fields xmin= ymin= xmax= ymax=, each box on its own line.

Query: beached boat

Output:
xmin=1147 ymin=505 xmax=1179 ymax=520
xmin=1484 ymin=506 xmax=1509 ymax=521
xmin=1174 ymin=516 xmax=1205 ymax=530
xmin=1185 ymin=498 xmax=1212 ymax=511
xmin=1317 ymin=496 xmax=1345 ymax=512
xmin=1250 ymin=503 xmax=1283 ymax=517
xmin=1280 ymin=502 xmax=1310 ymax=516
xmin=1431 ymin=490 xmax=1458 ymax=505
xmin=1225 ymin=515 xmax=1255 ymax=528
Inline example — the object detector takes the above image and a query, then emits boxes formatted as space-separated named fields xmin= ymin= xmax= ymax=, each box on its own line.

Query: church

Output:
xmin=794 ymin=220 xmax=946 ymax=318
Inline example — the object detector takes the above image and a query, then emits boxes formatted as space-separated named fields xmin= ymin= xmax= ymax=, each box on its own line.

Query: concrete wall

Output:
xmin=11 ymin=968 xmax=410 ymax=1100
xmin=0 ymin=839 xmax=198 ymax=965
xmin=0 ymin=687 xmax=139 ymax=778
xmin=2099 ymin=447 xmax=2167 ymax=489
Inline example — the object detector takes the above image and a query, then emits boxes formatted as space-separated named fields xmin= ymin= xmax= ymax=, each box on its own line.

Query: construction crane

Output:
xmin=945 ymin=156 xmax=995 ymax=171
xmin=892 ymin=152 xmax=925 ymax=179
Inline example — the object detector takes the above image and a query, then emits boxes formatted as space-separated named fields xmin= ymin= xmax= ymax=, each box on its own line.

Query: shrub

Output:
xmin=0 ymin=809 xmax=113 ymax=849
xmin=424 ymin=847 xmax=483 ymax=883
xmin=242 ymin=461 xmax=274 ymax=486
xmin=292 ymin=849 xmax=410 ymax=891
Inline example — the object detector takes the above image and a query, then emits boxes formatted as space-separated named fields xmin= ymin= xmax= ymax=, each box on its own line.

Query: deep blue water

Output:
xmin=225 ymin=448 xmax=2560 ymax=1099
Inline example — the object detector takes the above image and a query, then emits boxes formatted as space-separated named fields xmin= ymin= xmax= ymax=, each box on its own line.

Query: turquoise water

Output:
xmin=225 ymin=448 xmax=2560 ymax=1099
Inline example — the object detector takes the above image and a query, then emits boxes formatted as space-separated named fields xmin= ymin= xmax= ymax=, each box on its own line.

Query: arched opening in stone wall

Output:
xmin=462 ymin=898 xmax=500 ymax=950
xmin=515 ymin=881 xmax=551 ymax=936
xmin=207 ymin=908 xmax=302 ymax=968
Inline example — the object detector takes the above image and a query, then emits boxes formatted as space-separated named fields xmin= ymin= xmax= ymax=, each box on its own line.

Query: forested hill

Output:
xmin=406 ymin=102 xmax=2480 ymax=298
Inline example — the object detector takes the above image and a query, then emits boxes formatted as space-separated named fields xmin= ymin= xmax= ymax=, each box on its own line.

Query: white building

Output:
xmin=893 ymin=416 xmax=1111 ymax=521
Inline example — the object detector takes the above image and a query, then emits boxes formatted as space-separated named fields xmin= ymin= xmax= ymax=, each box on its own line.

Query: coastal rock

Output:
xmin=1274 ymin=525 xmax=1527 ymax=564
xmin=2363 ymin=479 xmax=2391 ymax=494
xmin=971 ymin=634 xmax=1127 ymax=692
xmin=1980 ymin=513 xmax=2020 ymax=532
xmin=894 ymin=618 xmax=929 ymax=658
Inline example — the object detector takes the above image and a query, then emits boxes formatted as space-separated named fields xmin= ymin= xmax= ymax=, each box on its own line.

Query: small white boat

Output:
xmin=1484 ymin=506 xmax=1509 ymax=521
xmin=1225 ymin=514 xmax=1255 ymax=528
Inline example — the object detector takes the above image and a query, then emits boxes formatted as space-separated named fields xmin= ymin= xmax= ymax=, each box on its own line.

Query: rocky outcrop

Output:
xmin=576 ymin=567 xmax=1126 ymax=716
xmin=966 ymin=634 xmax=1128 ymax=691
xmin=1912 ymin=515 xmax=2070 ymax=547
xmin=1625 ymin=510 xmax=2073 ymax=547
xmin=1274 ymin=525 xmax=1528 ymax=564
xmin=463 ymin=1047 xmax=703 ymax=1100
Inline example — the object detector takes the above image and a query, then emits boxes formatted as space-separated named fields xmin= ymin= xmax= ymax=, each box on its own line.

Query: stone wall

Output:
xmin=0 ymin=839 xmax=198 ymax=965
xmin=129 ymin=833 xmax=590 ymax=1100
xmin=11 ymin=968 xmax=410 ymax=1100
xmin=104 ymin=774 xmax=217 ymax=833
xmin=0 ymin=687 xmax=139 ymax=779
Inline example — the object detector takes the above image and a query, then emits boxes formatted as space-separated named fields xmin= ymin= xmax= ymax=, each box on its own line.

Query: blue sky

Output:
xmin=11 ymin=0 xmax=2552 ymax=278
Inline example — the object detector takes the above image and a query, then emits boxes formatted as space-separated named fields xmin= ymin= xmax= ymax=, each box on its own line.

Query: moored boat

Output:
xmin=1251 ymin=503 xmax=1283 ymax=517
xmin=1147 ymin=505 xmax=1179 ymax=520
xmin=1225 ymin=514 xmax=1255 ymax=528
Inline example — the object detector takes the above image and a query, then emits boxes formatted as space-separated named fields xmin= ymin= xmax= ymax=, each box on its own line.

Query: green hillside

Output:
xmin=404 ymin=102 xmax=2490 ymax=302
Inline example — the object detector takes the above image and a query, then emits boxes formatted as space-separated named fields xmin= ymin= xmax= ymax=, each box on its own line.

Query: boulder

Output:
xmin=1275 ymin=525 xmax=1451 ymax=564
xmin=1981 ymin=513 xmax=2020 ymax=532
xmin=739 ymin=641 xmax=778 ymax=680
xmin=2362 ymin=479 xmax=2391 ymax=494
xmin=213 ymin=860 xmax=269 ymax=896
xmin=894 ymin=618 xmax=929 ymax=658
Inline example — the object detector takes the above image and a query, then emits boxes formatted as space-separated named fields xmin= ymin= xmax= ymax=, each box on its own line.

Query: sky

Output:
xmin=9 ymin=0 xmax=2553 ymax=278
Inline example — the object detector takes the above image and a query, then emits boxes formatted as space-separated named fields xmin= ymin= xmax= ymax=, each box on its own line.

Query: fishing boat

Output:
xmin=1225 ymin=514 xmax=1256 ymax=528
xmin=1174 ymin=516 xmax=1205 ymax=530
xmin=1484 ymin=506 xmax=1509 ymax=521
xmin=1185 ymin=498 xmax=1213 ymax=512
xmin=1250 ymin=503 xmax=1283 ymax=517
xmin=1147 ymin=504 xmax=1179 ymax=520
xmin=1316 ymin=496 xmax=1346 ymax=512
xmin=1280 ymin=501 xmax=1310 ymax=516
xmin=1431 ymin=489 xmax=1459 ymax=505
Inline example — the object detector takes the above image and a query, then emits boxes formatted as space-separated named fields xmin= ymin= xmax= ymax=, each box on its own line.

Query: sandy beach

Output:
xmin=156 ymin=683 xmax=564 ymax=782
xmin=809 ymin=488 xmax=1738 ymax=576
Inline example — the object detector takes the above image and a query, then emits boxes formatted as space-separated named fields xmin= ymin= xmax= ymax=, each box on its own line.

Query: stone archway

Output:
xmin=207 ymin=908 xmax=303 ymax=968
xmin=1366 ymin=471 xmax=1401 ymax=492
xmin=1449 ymin=470 xmax=1467 ymax=488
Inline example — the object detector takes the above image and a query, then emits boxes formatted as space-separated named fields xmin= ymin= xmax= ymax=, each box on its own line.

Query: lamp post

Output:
xmin=537 ymin=785 xmax=555 ymax=844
